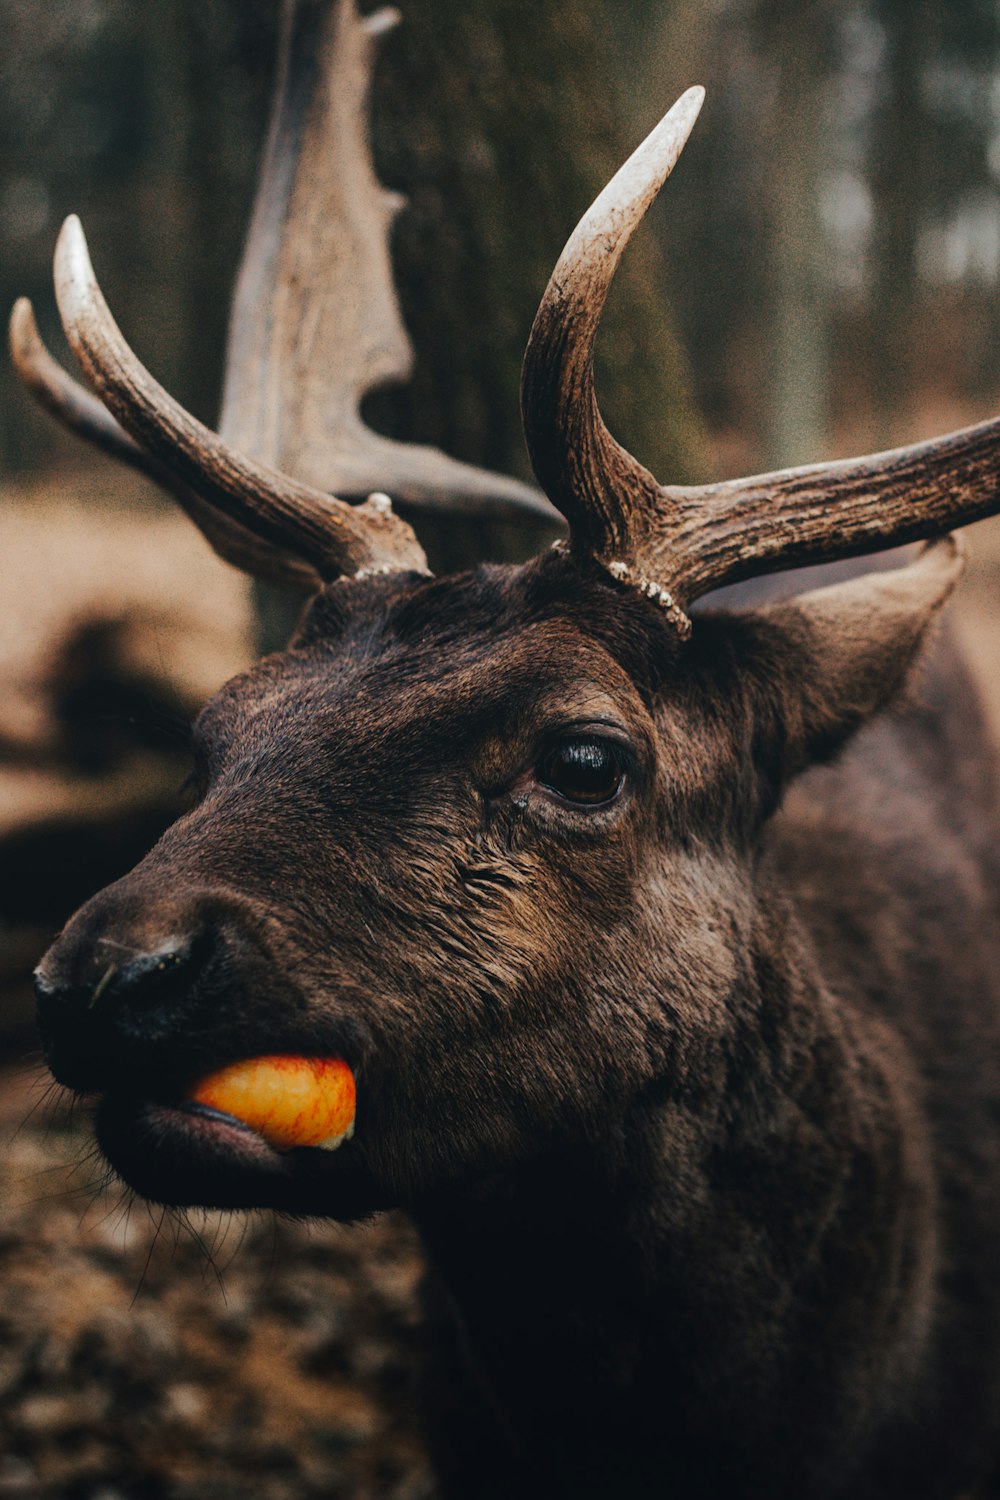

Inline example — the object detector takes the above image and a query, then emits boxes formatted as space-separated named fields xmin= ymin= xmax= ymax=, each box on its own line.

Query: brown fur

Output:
xmin=34 ymin=543 xmax=1000 ymax=1499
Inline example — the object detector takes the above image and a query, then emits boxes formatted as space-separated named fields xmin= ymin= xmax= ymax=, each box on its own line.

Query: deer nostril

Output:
xmin=35 ymin=934 xmax=205 ymax=1022
xmin=90 ymin=937 xmax=200 ymax=1010
xmin=34 ymin=926 xmax=223 ymax=1093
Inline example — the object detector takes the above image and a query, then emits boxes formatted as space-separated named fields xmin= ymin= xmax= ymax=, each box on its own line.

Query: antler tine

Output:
xmin=52 ymin=214 xmax=427 ymax=582
xmin=520 ymin=87 xmax=705 ymax=563
xmin=657 ymin=422 xmax=1000 ymax=605
xmin=221 ymin=0 xmax=558 ymax=527
xmin=11 ymin=295 xmax=154 ymax=474
xmin=9 ymin=298 xmax=322 ymax=590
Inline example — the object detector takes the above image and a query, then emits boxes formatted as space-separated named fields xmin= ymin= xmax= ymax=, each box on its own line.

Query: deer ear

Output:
xmin=740 ymin=536 xmax=966 ymax=777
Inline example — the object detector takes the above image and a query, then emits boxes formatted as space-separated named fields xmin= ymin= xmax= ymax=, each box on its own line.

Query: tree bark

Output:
xmin=754 ymin=2 xmax=832 ymax=469
xmin=868 ymin=0 xmax=936 ymax=443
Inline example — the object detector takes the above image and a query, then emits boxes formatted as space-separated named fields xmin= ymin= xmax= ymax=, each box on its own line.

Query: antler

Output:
xmin=10 ymin=0 xmax=556 ymax=593
xmin=53 ymin=213 xmax=424 ymax=581
xmin=221 ymin=0 xmax=555 ymax=525
xmin=522 ymin=88 xmax=1000 ymax=635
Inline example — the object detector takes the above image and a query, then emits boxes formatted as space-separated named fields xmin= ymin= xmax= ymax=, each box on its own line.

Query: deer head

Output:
xmin=12 ymin=1 xmax=1000 ymax=1219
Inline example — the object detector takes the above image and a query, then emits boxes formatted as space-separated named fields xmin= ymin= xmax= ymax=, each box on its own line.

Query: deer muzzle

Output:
xmin=34 ymin=876 xmax=377 ymax=1217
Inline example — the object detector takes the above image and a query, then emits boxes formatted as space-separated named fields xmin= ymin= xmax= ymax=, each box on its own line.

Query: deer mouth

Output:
xmin=35 ymin=901 xmax=382 ymax=1217
xmin=93 ymin=1068 xmax=379 ymax=1220
xmin=94 ymin=1092 xmax=379 ymax=1217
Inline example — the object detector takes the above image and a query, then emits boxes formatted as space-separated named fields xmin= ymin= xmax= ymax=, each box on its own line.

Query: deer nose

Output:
xmin=35 ymin=910 xmax=216 ymax=1092
xmin=35 ymin=934 xmax=201 ymax=1021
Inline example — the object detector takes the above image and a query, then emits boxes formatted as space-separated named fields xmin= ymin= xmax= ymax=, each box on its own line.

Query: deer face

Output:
xmin=33 ymin=553 xmax=765 ymax=1218
xmin=36 ymin=532 xmax=958 ymax=1219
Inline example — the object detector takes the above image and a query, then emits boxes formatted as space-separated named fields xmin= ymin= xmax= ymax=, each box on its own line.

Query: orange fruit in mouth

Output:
xmin=189 ymin=1055 xmax=356 ymax=1150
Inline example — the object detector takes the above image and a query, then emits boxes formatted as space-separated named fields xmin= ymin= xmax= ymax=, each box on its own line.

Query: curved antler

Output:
xmin=521 ymin=88 xmax=704 ymax=563
xmin=522 ymin=88 xmax=1000 ymax=635
xmin=50 ymin=214 xmax=428 ymax=582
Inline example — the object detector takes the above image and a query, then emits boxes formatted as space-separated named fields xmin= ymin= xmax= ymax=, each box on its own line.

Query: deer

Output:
xmin=9 ymin=2 xmax=1000 ymax=1497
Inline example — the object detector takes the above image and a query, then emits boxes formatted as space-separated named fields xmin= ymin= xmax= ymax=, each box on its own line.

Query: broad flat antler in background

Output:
xmin=220 ymin=0 xmax=554 ymax=525
xmin=522 ymin=88 xmax=1000 ymax=634
xmin=10 ymin=0 xmax=556 ymax=593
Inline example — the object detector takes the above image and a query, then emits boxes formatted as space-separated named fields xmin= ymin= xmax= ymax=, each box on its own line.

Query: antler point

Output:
xmin=9 ymin=295 xmax=35 ymax=344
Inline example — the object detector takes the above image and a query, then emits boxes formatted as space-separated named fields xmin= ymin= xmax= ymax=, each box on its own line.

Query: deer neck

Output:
xmin=411 ymin=891 xmax=935 ymax=1494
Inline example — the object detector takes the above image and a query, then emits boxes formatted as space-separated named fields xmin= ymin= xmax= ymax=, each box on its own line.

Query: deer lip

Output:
xmin=177 ymin=1098 xmax=354 ymax=1154
xmin=93 ymin=1092 xmax=375 ymax=1218
xmin=102 ymin=1092 xmax=300 ymax=1172
xmin=176 ymin=1098 xmax=280 ymax=1146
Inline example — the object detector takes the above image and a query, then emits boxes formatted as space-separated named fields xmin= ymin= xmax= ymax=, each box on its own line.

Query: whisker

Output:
xmin=174 ymin=1208 xmax=228 ymax=1300
xmin=131 ymin=1203 xmax=166 ymax=1307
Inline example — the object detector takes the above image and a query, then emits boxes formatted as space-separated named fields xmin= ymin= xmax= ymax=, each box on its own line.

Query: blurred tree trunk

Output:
xmin=869 ymin=0 xmax=936 ymax=444
xmin=754 ymin=3 xmax=832 ymax=468
xmin=0 ymin=0 xmax=188 ymax=467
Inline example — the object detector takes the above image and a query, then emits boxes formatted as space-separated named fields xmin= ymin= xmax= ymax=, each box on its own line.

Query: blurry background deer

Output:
xmin=0 ymin=2 xmax=997 ymax=1496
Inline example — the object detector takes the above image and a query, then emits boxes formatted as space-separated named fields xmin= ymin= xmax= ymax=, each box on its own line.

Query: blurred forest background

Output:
xmin=0 ymin=2 xmax=999 ymax=1497
xmin=4 ymin=0 xmax=1000 ymax=477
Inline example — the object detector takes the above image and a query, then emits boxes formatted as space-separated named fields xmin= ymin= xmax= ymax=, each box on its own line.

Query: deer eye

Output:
xmin=537 ymin=737 xmax=627 ymax=807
